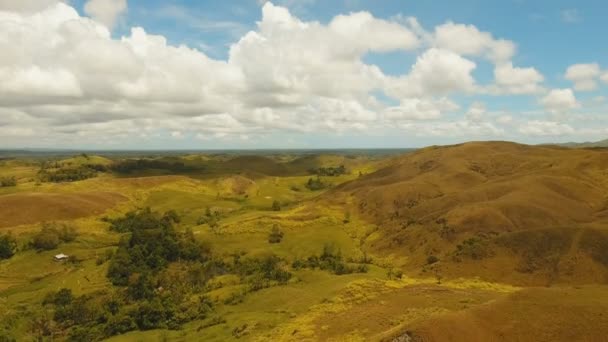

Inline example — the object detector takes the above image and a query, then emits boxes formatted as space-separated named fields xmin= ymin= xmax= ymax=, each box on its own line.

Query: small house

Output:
xmin=54 ymin=253 xmax=69 ymax=261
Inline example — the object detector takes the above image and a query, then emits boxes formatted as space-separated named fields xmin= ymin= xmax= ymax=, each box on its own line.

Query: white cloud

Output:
xmin=519 ymin=120 xmax=575 ymax=136
xmin=540 ymin=88 xmax=579 ymax=113
xmin=601 ymin=72 xmax=608 ymax=84
xmin=84 ymin=0 xmax=127 ymax=29
xmin=565 ymin=63 xmax=601 ymax=91
xmin=492 ymin=62 xmax=544 ymax=94
xmin=387 ymin=48 xmax=477 ymax=98
xmin=384 ymin=97 xmax=458 ymax=121
xmin=465 ymin=101 xmax=486 ymax=122
xmin=0 ymin=0 xmax=64 ymax=13
xmin=0 ymin=1 xmax=591 ymax=147
xmin=402 ymin=120 xmax=504 ymax=137
xmin=432 ymin=22 xmax=515 ymax=63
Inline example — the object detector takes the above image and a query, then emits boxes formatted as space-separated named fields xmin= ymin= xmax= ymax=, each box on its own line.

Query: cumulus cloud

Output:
xmin=0 ymin=0 xmax=64 ymax=13
xmin=84 ymin=0 xmax=127 ymax=29
xmin=432 ymin=22 xmax=515 ymax=63
xmin=492 ymin=62 xmax=544 ymax=94
xmin=540 ymin=88 xmax=579 ymax=113
xmin=565 ymin=63 xmax=601 ymax=91
xmin=0 ymin=1 xmax=587 ymax=146
xmin=387 ymin=48 xmax=477 ymax=98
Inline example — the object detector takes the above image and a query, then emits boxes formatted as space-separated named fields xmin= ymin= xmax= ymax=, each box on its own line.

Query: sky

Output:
xmin=0 ymin=0 xmax=607 ymax=149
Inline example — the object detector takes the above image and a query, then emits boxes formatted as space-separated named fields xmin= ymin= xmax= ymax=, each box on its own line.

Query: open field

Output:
xmin=1 ymin=144 xmax=608 ymax=341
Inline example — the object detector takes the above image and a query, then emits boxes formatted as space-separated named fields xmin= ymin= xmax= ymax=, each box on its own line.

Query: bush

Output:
xmin=32 ymin=223 xmax=78 ymax=250
xmin=426 ymin=255 xmax=439 ymax=265
xmin=268 ymin=224 xmax=283 ymax=244
xmin=0 ymin=233 xmax=17 ymax=259
xmin=0 ymin=176 xmax=16 ymax=187
xmin=292 ymin=244 xmax=367 ymax=275
xmin=305 ymin=177 xmax=327 ymax=191
xmin=271 ymin=200 xmax=281 ymax=211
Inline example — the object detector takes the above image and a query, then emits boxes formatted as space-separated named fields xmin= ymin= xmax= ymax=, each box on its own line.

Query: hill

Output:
xmin=556 ymin=138 xmax=608 ymax=148
xmin=325 ymin=141 xmax=608 ymax=285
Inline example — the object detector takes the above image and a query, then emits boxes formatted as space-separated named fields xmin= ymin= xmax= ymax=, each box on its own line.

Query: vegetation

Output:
xmin=38 ymin=165 xmax=99 ymax=183
xmin=31 ymin=222 xmax=78 ymax=251
xmin=196 ymin=207 xmax=220 ymax=229
xmin=309 ymin=165 xmax=346 ymax=176
xmin=112 ymin=159 xmax=199 ymax=174
xmin=0 ymin=233 xmax=17 ymax=259
xmin=271 ymin=200 xmax=281 ymax=211
xmin=268 ymin=224 xmax=284 ymax=243
xmin=292 ymin=244 xmax=368 ymax=275
xmin=305 ymin=176 xmax=328 ymax=191
xmin=0 ymin=176 xmax=16 ymax=187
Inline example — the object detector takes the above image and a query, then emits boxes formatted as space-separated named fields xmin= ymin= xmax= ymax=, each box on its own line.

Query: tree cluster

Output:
xmin=31 ymin=223 xmax=78 ymax=251
xmin=0 ymin=176 xmax=17 ymax=187
xmin=309 ymin=165 xmax=346 ymax=176
xmin=292 ymin=244 xmax=368 ymax=275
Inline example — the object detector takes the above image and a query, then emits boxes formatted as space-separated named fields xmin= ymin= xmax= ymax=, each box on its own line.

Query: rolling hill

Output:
xmin=325 ymin=141 xmax=608 ymax=285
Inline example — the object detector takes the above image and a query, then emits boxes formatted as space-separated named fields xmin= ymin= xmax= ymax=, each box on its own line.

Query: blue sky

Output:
xmin=0 ymin=0 xmax=607 ymax=148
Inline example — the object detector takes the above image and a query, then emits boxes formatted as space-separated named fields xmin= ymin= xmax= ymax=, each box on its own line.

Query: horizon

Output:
xmin=1 ymin=1 xmax=607 ymax=149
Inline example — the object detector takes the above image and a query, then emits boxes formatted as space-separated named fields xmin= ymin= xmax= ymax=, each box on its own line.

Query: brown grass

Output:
xmin=405 ymin=286 xmax=608 ymax=342
xmin=0 ymin=191 xmax=126 ymax=228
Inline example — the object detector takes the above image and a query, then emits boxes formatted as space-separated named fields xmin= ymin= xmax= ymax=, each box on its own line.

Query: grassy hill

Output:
xmin=324 ymin=141 xmax=608 ymax=285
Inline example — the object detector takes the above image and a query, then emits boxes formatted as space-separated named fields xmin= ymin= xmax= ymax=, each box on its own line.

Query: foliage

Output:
xmin=0 ymin=233 xmax=17 ymax=260
xmin=292 ymin=244 xmax=368 ymax=275
xmin=197 ymin=207 xmax=220 ymax=229
xmin=453 ymin=237 xmax=492 ymax=261
xmin=107 ymin=209 xmax=210 ymax=286
xmin=0 ymin=176 xmax=16 ymax=187
xmin=305 ymin=176 xmax=328 ymax=191
xmin=268 ymin=224 xmax=284 ymax=244
xmin=426 ymin=255 xmax=439 ymax=265
xmin=31 ymin=222 xmax=78 ymax=251
xmin=309 ymin=165 xmax=346 ymax=176
xmin=38 ymin=165 xmax=98 ymax=183
xmin=271 ymin=200 xmax=281 ymax=211
xmin=112 ymin=158 xmax=199 ymax=174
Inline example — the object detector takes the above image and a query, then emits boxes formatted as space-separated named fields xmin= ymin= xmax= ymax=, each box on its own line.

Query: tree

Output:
xmin=343 ymin=211 xmax=351 ymax=224
xmin=271 ymin=200 xmax=281 ymax=211
xmin=0 ymin=176 xmax=16 ymax=187
xmin=32 ymin=226 xmax=60 ymax=250
xmin=0 ymin=233 xmax=17 ymax=259
xmin=268 ymin=224 xmax=284 ymax=244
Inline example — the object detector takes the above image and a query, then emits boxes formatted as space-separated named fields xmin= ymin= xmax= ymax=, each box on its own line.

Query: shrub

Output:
xmin=268 ymin=224 xmax=283 ymax=244
xmin=271 ymin=200 xmax=281 ymax=211
xmin=305 ymin=177 xmax=327 ymax=191
xmin=0 ymin=176 xmax=16 ymax=187
xmin=426 ymin=255 xmax=439 ymax=265
xmin=0 ymin=233 xmax=17 ymax=259
xmin=32 ymin=223 xmax=78 ymax=250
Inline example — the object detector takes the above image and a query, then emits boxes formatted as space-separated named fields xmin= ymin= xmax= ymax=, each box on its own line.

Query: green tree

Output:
xmin=32 ymin=225 xmax=60 ymax=250
xmin=268 ymin=224 xmax=284 ymax=244
xmin=271 ymin=200 xmax=281 ymax=211
xmin=0 ymin=233 xmax=17 ymax=259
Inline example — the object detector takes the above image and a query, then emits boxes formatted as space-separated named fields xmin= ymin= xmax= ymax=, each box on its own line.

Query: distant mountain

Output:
xmin=557 ymin=138 xmax=608 ymax=148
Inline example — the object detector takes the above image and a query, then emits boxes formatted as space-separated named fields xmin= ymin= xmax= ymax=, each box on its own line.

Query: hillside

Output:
xmin=325 ymin=141 xmax=608 ymax=285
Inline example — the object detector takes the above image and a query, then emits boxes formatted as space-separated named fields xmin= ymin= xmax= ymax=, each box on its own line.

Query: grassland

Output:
xmin=1 ymin=144 xmax=608 ymax=341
